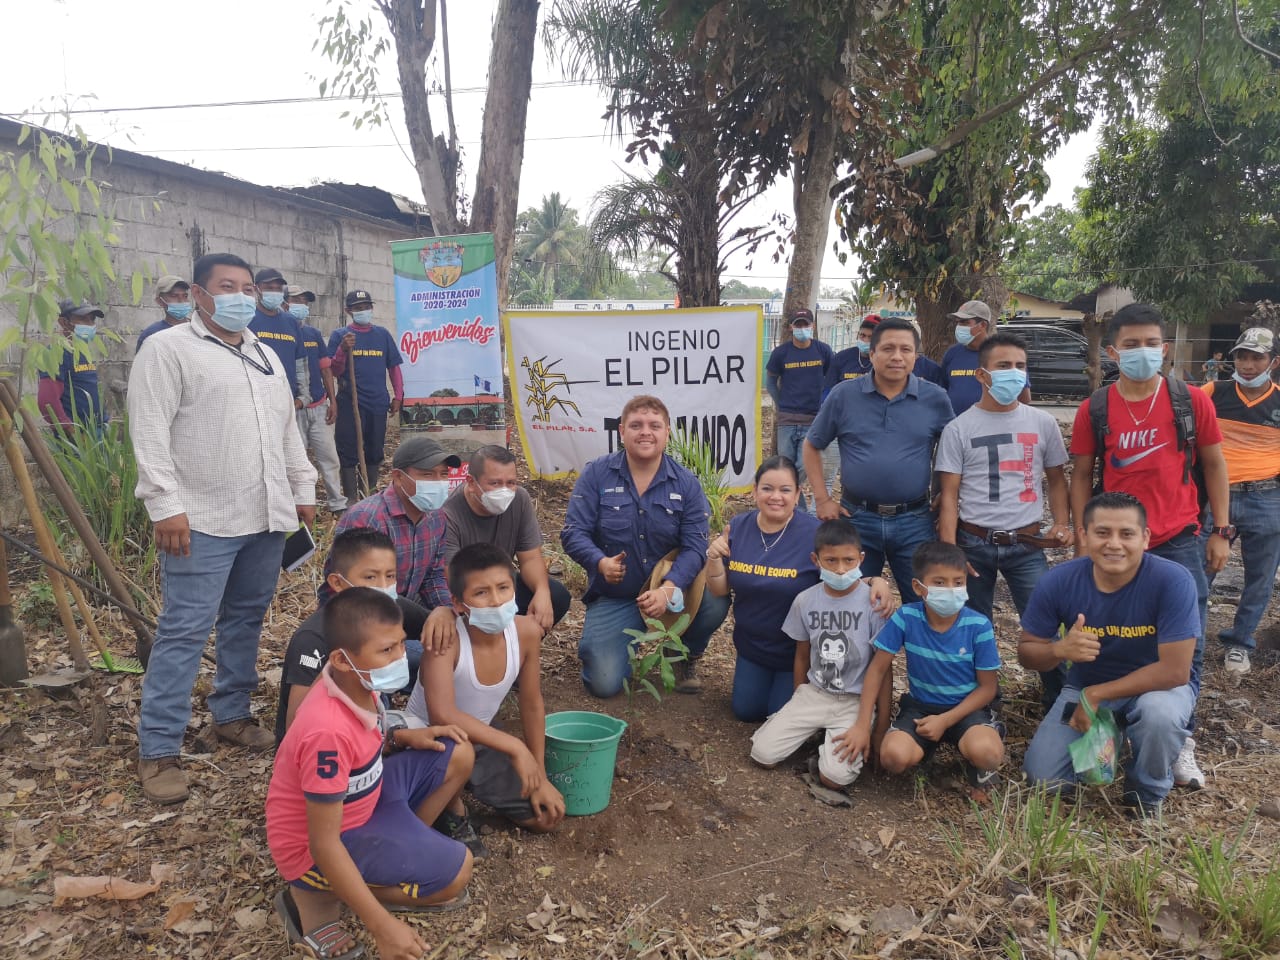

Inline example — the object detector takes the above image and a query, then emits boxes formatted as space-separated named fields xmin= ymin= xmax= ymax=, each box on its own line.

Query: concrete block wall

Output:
xmin=0 ymin=145 xmax=414 ymax=412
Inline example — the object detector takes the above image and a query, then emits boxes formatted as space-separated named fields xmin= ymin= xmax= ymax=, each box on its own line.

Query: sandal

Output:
xmin=385 ymin=887 xmax=472 ymax=914
xmin=274 ymin=888 xmax=365 ymax=960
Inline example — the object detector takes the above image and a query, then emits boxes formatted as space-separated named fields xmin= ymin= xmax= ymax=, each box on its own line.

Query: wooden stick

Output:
xmin=348 ymin=352 xmax=369 ymax=495
xmin=0 ymin=412 xmax=90 ymax=671
xmin=0 ymin=382 xmax=154 ymax=660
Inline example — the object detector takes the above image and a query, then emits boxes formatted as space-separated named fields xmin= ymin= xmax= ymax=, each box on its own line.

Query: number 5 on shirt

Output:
xmin=316 ymin=750 xmax=339 ymax=779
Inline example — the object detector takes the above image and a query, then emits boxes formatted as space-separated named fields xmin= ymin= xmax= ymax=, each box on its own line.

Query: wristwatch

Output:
xmin=384 ymin=718 xmax=408 ymax=750
xmin=1210 ymin=525 xmax=1237 ymax=540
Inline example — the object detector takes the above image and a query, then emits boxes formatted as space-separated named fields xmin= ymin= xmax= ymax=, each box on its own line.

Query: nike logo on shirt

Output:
xmin=1110 ymin=442 xmax=1168 ymax=468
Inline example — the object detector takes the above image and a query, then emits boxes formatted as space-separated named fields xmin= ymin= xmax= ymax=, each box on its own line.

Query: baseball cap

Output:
xmin=155 ymin=275 xmax=189 ymax=297
xmin=254 ymin=267 xmax=287 ymax=286
xmin=392 ymin=435 xmax=462 ymax=472
xmin=284 ymin=284 xmax=316 ymax=302
xmin=788 ymin=307 xmax=814 ymax=325
xmin=1230 ymin=327 xmax=1277 ymax=356
xmin=345 ymin=290 xmax=375 ymax=308
xmin=860 ymin=313 xmax=882 ymax=329
xmin=57 ymin=298 xmax=105 ymax=320
xmin=948 ymin=300 xmax=992 ymax=323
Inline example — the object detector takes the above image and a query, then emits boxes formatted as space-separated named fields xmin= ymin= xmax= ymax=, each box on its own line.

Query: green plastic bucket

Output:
xmin=544 ymin=711 xmax=628 ymax=816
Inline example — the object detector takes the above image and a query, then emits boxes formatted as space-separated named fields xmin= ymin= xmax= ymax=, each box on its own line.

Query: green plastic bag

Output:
xmin=1068 ymin=693 xmax=1122 ymax=785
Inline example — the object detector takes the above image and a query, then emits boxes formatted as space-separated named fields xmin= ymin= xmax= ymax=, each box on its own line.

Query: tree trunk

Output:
xmin=674 ymin=122 xmax=722 ymax=308
xmin=471 ymin=0 xmax=539 ymax=307
xmin=385 ymin=0 xmax=462 ymax=236
xmin=783 ymin=109 xmax=838 ymax=330
xmin=1083 ymin=312 xmax=1103 ymax=391
xmin=914 ymin=284 xmax=966 ymax=362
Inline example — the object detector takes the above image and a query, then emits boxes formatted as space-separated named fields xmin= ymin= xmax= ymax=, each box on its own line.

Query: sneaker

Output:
xmin=1224 ymin=646 xmax=1251 ymax=676
xmin=139 ymin=757 xmax=189 ymax=805
xmin=1172 ymin=737 xmax=1205 ymax=790
xmin=963 ymin=763 xmax=999 ymax=804
xmin=434 ymin=809 xmax=489 ymax=860
xmin=1121 ymin=790 xmax=1163 ymax=820
xmin=213 ymin=718 xmax=276 ymax=753
xmin=673 ymin=657 xmax=702 ymax=694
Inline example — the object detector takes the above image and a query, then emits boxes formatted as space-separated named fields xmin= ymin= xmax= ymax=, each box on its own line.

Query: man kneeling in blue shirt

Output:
xmin=1019 ymin=492 xmax=1200 ymax=818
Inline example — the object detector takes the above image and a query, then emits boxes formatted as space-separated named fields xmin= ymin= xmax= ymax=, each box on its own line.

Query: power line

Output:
xmin=138 ymin=131 xmax=618 ymax=155
xmin=2 ymin=79 xmax=606 ymax=118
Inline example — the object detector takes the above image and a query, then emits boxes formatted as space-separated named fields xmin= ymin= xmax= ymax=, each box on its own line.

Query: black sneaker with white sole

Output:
xmin=433 ymin=809 xmax=489 ymax=860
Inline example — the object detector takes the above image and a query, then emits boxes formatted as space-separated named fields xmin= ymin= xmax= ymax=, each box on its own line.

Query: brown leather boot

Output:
xmin=213 ymin=718 xmax=275 ymax=753
xmin=139 ymin=757 xmax=189 ymax=804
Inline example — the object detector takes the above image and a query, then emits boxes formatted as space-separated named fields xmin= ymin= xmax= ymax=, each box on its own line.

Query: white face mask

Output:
xmin=479 ymin=486 xmax=516 ymax=515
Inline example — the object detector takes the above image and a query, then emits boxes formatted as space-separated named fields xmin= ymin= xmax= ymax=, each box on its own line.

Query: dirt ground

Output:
xmin=2 ymin=420 xmax=1279 ymax=959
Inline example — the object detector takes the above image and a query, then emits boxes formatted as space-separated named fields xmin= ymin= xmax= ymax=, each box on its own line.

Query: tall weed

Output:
xmin=666 ymin=428 xmax=729 ymax=531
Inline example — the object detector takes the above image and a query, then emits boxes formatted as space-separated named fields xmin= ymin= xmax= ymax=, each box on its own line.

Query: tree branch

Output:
xmin=440 ymin=0 xmax=459 ymax=153
xmin=1233 ymin=0 xmax=1280 ymax=63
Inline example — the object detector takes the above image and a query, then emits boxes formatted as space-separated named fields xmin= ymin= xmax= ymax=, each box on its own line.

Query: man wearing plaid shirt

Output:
xmin=322 ymin=436 xmax=464 ymax=666
xmin=129 ymin=253 xmax=317 ymax=805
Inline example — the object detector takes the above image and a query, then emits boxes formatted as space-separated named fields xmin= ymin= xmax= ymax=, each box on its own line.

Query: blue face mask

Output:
xmin=259 ymin=291 xmax=285 ymax=311
xmin=73 ymin=324 xmax=97 ymax=342
xmin=793 ymin=327 xmax=813 ymax=343
xmin=921 ymin=584 xmax=968 ymax=617
xmin=819 ymin=566 xmax=862 ymax=592
xmin=665 ymin=585 xmax=685 ymax=613
xmin=467 ymin=597 xmax=518 ymax=634
xmin=1233 ymin=368 xmax=1274 ymax=389
xmin=288 ymin=303 xmax=311 ymax=322
xmin=856 ymin=340 xmax=871 ymax=355
xmin=342 ymin=648 xmax=409 ymax=693
xmin=407 ymin=478 xmax=449 ymax=512
xmin=1117 ymin=346 xmax=1163 ymax=381
xmin=351 ymin=310 xmax=373 ymax=327
xmin=209 ymin=292 xmax=257 ymax=332
xmin=165 ymin=302 xmax=193 ymax=321
xmin=955 ymin=323 xmax=975 ymax=346
xmin=986 ymin=368 xmax=1027 ymax=406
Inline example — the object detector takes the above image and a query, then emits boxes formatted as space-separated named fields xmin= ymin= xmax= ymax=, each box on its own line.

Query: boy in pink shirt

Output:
xmin=267 ymin=588 xmax=474 ymax=960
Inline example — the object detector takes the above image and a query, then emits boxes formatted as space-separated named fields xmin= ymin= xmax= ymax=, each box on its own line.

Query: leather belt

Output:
xmin=1230 ymin=477 xmax=1279 ymax=492
xmin=844 ymin=493 xmax=930 ymax=516
xmin=958 ymin=519 xmax=1062 ymax=549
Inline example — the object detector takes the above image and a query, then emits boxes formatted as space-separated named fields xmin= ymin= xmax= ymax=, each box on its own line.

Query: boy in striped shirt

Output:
xmin=852 ymin=541 xmax=1005 ymax=800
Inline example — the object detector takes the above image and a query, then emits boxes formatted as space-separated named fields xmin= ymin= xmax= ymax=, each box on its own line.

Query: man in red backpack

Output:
xmin=1067 ymin=303 xmax=1230 ymax=792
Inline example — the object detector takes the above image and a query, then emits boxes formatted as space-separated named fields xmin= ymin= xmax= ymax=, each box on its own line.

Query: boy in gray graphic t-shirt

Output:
xmin=750 ymin=522 xmax=889 ymax=792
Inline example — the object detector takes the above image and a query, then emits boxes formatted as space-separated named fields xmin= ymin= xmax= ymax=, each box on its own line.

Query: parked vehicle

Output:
xmin=1005 ymin=323 xmax=1118 ymax=398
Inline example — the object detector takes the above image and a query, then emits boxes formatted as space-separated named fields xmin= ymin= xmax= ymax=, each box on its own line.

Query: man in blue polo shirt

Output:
xmin=825 ymin=314 xmax=944 ymax=399
xmin=248 ymin=267 xmax=307 ymax=411
xmin=803 ymin=317 xmax=955 ymax=598
xmin=942 ymin=300 xmax=1031 ymax=415
xmin=766 ymin=307 xmax=833 ymax=511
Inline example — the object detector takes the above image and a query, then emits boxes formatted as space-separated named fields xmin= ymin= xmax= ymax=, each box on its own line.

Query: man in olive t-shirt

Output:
xmin=441 ymin=444 xmax=571 ymax=633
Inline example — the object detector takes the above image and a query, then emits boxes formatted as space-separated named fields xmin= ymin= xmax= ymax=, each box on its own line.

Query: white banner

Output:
xmin=505 ymin=307 xmax=763 ymax=491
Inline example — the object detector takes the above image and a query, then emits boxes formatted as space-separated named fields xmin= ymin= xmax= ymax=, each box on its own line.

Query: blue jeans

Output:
xmin=1207 ymin=486 xmax=1280 ymax=650
xmin=1148 ymin=530 xmax=1207 ymax=694
xmin=578 ymin=591 xmax=730 ymax=698
xmin=844 ymin=504 xmax=937 ymax=600
xmin=957 ymin=530 xmax=1060 ymax=706
xmin=777 ymin=424 xmax=836 ymax=514
xmin=1024 ymin=685 xmax=1195 ymax=806
xmin=731 ymin=654 xmax=795 ymax=722
xmin=139 ymin=530 xmax=286 ymax=759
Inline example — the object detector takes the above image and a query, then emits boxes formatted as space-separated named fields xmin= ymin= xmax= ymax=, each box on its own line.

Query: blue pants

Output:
xmin=1206 ymin=486 xmax=1280 ymax=650
xmin=731 ymin=654 xmax=795 ymax=722
xmin=335 ymin=395 xmax=389 ymax=472
xmin=1148 ymin=530 xmax=1207 ymax=694
xmin=844 ymin=504 xmax=936 ymax=601
xmin=1024 ymin=684 xmax=1195 ymax=806
xmin=777 ymin=423 xmax=836 ymax=514
xmin=957 ymin=530 xmax=1060 ymax=707
xmin=139 ymin=530 xmax=286 ymax=759
xmin=578 ymin=592 xmax=730 ymax=698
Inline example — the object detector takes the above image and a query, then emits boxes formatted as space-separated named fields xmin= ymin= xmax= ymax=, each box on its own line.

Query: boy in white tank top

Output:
xmin=406 ymin=543 xmax=565 ymax=843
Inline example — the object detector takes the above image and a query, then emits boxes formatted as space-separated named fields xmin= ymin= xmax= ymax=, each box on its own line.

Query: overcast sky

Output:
xmin=10 ymin=0 xmax=1094 ymax=292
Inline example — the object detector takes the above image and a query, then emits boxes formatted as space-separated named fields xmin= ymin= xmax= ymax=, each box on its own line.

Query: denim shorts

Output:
xmin=889 ymin=694 xmax=1001 ymax=760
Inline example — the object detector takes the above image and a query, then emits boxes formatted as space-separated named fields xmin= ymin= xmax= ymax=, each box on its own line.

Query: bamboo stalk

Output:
xmin=0 ymin=410 xmax=90 ymax=672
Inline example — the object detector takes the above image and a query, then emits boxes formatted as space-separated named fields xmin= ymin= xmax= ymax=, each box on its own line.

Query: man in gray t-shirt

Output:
xmin=935 ymin=332 xmax=1071 ymax=705
xmin=442 ymin=444 xmax=571 ymax=632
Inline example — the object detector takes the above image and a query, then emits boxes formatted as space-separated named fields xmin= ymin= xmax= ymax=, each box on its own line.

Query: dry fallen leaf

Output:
xmin=233 ymin=907 xmax=268 ymax=931
xmin=878 ymin=826 xmax=895 ymax=849
xmin=53 ymin=875 xmax=160 ymax=905
xmin=150 ymin=863 xmax=179 ymax=884
xmin=164 ymin=899 xmax=199 ymax=931
xmin=535 ymin=865 xmax=555 ymax=879
xmin=1153 ymin=900 xmax=1208 ymax=948
xmin=645 ymin=800 xmax=674 ymax=813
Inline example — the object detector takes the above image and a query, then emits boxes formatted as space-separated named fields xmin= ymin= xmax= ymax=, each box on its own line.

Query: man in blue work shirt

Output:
xmin=288 ymin=285 xmax=347 ymax=517
xmin=248 ymin=267 xmax=307 ymax=411
xmin=942 ymin=299 xmax=1030 ymax=415
xmin=328 ymin=290 xmax=404 ymax=500
xmin=803 ymin=317 xmax=955 ymax=598
xmin=136 ymin=276 xmax=192 ymax=353
xmin=561 ymin=395 xmax=730 ymax=698
xmin=766 ymin=307 xmax=834 ymax=511
xmin=38 ymin=299 xmax=108 ymax=440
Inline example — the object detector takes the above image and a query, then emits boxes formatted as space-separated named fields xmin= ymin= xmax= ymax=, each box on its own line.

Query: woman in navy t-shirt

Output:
xmin=706 ymin=456 xmax=892 ymax=721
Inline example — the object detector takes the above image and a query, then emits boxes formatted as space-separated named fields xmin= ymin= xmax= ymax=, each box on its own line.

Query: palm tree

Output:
xmin=515 ymin=193 xmax=589 ymax=295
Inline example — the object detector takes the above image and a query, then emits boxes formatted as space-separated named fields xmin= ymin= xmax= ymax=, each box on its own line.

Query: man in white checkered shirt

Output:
xmin=128 ymin=252 xmax=317 ymax=805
